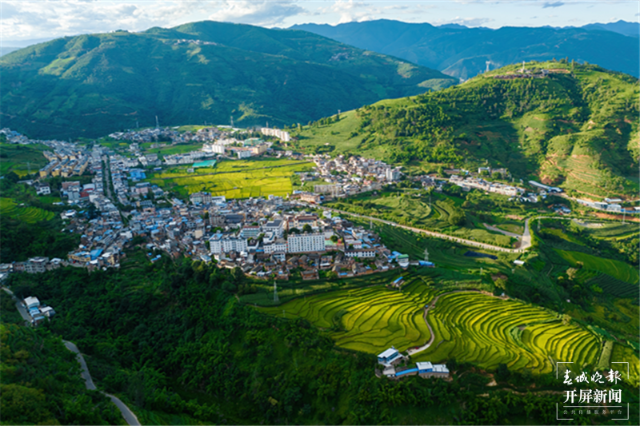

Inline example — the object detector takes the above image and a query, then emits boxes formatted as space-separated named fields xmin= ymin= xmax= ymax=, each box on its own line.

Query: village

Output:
xmin=1 ymin=121 xmax=637 ymax=283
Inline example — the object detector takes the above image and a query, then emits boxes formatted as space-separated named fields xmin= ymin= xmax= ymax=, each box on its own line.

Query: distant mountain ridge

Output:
xmin=291 ymin=20 xmax=640 ymax=80
xmin=0 ymin=21 xmax=455 ymax=139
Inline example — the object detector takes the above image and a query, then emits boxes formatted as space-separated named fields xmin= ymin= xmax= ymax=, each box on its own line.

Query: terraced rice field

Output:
xmin=555 ymin=249 xmax=639 ymax=284
xmin=0 ymin=197 xmax=55 ymax=223
xmin=260 ymin=276 xmax=435 ymax=354
xmin=260 ymin=278 xmax=604 ymax=374
xmin=610 ymin=343 xmax=640 ymax=386
xmin=412 ymin=292 xmax=601 ymax=373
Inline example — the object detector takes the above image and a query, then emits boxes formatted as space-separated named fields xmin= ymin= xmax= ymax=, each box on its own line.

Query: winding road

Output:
xmin=63 ymin=341 xmax=141 ymax=426
xmin=1 ymin=287 xmax=140 ymax=426
xmin=407 ymin=289 xmax=507 ymax=356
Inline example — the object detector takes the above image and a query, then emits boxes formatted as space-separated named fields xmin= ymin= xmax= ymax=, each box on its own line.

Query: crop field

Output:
xmin=327 ymin=193 xmax=513 ymax=247
xmin=587 ymin=274 xmax=638 ymax=299
xmin=259 ymin=275 xmax=435 ymax=354
xmin=259 ymin=277 xmax=603 ymax=374
xmin=583 ymin=222 xmax=639 ymax=240
xmin=610 ymin=343 xmax=640 ymax=386
xmin=147 ymin=159 xmax=313 ymax=199
xmin=0 ymin=142 xmax=49 ymax=176
xmin=0 ymin=197 xmax=55 ymax=223
xmin=411 ymin=292 xmax=601 ymax=373
xmin=555 ymin=249 xmax=639 ymax=284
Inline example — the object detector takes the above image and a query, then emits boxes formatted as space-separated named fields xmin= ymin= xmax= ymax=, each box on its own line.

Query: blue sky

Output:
xmin=2 ymin=1 xmax=638 ymax=41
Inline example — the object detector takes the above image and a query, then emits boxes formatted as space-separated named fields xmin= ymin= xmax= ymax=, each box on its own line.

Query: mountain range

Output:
xmin=0 ymin=21 xmax=455 ymax=139
xmin=294 ymin=60 xmax=639 ymax=199
xmin=291 ymin=20 xmax=640 ymax=80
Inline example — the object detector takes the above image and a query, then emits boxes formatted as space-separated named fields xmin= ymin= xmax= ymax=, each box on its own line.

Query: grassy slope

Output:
xmin=0 ymin=21 xmax=456 ymax=140
xmin=0 ymin=142 xmax=49 ymax=176
xmin=294 ymin=61 xmax=639 ymax=198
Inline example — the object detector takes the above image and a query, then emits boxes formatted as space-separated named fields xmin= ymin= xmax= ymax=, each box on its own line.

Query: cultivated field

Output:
xmin=0 ymin=197 xmax=55 ymax=223
xmin=412 ymin=292 xmax=600 ymax=373
xmin=260 ymin=275 xmax=434 ymax=354
xmin=259 ymin=275 xmax=607 ymax=374
xmin=0 ymin=142 xmax=49 ymax=176
xmin=555 ymin=249 xmax=639 ymax=284
xmin=147 ymin=159 xmax=313 ymax=199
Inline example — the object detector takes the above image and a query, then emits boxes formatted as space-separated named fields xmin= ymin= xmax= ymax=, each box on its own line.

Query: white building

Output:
xmin=209 ymin=234 xmax=248 ymax=254
xmin=237 ymin=150 xmax=252 ymax=159
xmin=202 ymin=143 xmax=226 ymax=154
xmin=260 ymin=127 xmax=291 ymax=142
xmin=264 ymin=219 xmax=284 ymax=238
xmin=288 ymin=233 xmax=325 ymax=253
xmin=385 ymin=168 xmax=400 ymax=182
xmin=35 ymin=183 xmax=51 ymax=195
xmin=264 ymin=239 xmax=287 ymax=254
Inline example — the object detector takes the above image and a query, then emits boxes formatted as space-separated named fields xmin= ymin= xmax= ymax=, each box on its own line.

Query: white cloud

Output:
xmin=208 ymin=1 xmax=305 ymax=27
xmin=0 ymin=0 xmax=198 ymax=40
xmin=433 ymin=16 xmax=495 ymax=28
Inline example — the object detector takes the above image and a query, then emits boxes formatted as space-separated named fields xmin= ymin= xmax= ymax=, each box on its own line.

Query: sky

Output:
xmin=1 ymin=0 xmax=638 ymax=42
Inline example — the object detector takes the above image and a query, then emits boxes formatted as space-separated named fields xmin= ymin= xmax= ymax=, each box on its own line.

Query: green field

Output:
xmin=259 ymin=275 xmax=608 ymax=374
xmin=327 ymin=192 xmax=516 ymax=247
xmin=411 ymin=292 xmax=600 ymax=372
xmin=147 ymin=159 xmax=313 ymax=199
xmin=260 ymin=275 xmax=435 ymax=354
xmin=0 ymin=197 xmax=55 ymax=223
xmin=0 ymin=142 xmax=49 ymax=176
xmin=555 ymin=249 xmax=639 ymax=284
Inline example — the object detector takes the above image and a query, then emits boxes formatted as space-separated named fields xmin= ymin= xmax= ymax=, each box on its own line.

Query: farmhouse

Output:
xmin=377 ymin=347 xmax=404 ymax=367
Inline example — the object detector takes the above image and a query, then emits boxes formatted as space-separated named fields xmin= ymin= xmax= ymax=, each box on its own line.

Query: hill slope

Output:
xmin=293 ymin=61 xmax=639 ymax=199
xmin=0 ymin=21 xmax=455 ymax=140
xmin=291 ymin=20 xmax=640 ymax=80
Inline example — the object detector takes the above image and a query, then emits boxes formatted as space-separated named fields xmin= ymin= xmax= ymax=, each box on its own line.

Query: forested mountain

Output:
xmin=291 ymin=20 xmax=640 ymax=80
xmin=0 ymin=21 xmax=455 ymax=140
xmin=293 ymin=61 xmax=639 ymax=199
xmin=579 ymin=20 xmax=640 ymax=38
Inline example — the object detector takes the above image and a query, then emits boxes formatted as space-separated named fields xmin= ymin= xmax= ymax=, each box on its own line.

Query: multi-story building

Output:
xmin=241 ymin=226 xmax=261 ymax=239
xmin=25 ymin=257 xmax=49 ymax=274
xmin=287 ymin=233 xmax=325 ymax=253
xmin=210 ymin=234 xmax=248 ymax=254
xmin=264 ymin=219 xmax=284 ymax=237
xmin=264 ymin=238 xmax=287 ymax=254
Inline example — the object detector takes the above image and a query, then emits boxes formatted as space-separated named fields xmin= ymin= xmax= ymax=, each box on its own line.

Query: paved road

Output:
xmin=63 ymin=341 xmax=141 ymax=426
xmin=483 ymin=223 xmax=521 ymax=239
xmin=2 ymin=287 xmax=140 ymax=426
xmin=316 ymin=205 xmax=528 ymax=253
xmin=1 ymin=287 xmax=32 ymax=326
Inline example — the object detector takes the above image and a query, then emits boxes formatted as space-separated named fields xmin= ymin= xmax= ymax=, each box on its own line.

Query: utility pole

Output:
xmin=230 ymin=116 xmax=234 ymax=128
xmin=155 ymin=115 xmax=159 ymax=129
xmin=623 ymin=209 xmax=626 ymax=223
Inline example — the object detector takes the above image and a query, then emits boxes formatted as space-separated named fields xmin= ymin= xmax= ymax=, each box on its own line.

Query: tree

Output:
xmin=302 ymin=224 xmax=313 ymax=233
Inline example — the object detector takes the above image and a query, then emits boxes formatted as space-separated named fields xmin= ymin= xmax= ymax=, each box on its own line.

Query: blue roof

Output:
xmin=395 ymin=368 xmax=418 ymax=377
xmin=393 ymin=277 xmax=404 ymax=283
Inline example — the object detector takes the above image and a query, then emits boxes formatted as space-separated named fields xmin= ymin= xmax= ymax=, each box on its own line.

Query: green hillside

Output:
xmin=294 ymin=60 xmax=639 ymax=198
xmin=0 ymin=21 xmax=456 ymax=140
